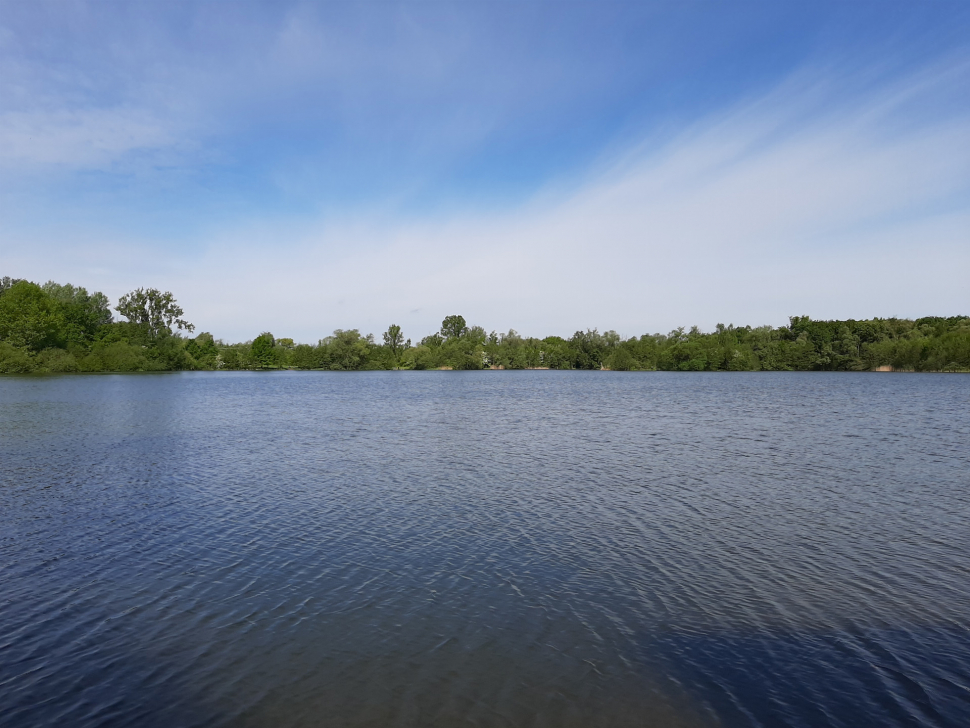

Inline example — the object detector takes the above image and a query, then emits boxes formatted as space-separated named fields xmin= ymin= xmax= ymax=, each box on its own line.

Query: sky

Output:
xmin=1 ymin=1 xmax=968 ymax=343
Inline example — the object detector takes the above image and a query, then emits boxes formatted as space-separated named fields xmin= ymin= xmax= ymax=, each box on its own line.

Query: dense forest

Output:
xmin=1 ymin=277 xmax=968 ymax=374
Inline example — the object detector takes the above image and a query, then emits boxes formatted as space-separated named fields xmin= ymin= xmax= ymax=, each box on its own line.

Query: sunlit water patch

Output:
xmin=1 ymin=371 xmax=968 ymax=727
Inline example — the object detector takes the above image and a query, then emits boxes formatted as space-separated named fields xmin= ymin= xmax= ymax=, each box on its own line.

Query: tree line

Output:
xmin=1 ymin=277 xmax=968 ymax=374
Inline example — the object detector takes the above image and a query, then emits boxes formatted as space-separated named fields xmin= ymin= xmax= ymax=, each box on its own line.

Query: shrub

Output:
xmin=0 ymin=342 xmax=36 ymax=373
xmin=78 ymin=342 xmax=151 ymax=372
xmin=36 ymin=348 xmax=78 ymax=373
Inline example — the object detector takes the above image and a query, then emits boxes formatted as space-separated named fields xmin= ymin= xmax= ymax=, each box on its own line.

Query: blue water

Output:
xmin=1 ymin=371 xmax=968 ymax=727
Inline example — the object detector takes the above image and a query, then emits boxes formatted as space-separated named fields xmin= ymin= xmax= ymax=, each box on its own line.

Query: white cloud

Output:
xmin=177 ymin=66 xmax=969 ymax=341
xmin=0 ymin=107 xmax=182 ymax=168
xmin=3 ymin=62 xmax=969 ymax=342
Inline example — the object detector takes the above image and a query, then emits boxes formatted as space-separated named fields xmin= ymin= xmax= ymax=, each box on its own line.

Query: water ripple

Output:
xmin=1 ymin=371 xmax=968 ymax=727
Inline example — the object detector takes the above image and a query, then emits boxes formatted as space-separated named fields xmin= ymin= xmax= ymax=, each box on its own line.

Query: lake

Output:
xmin=1 ymin=371 xmax=968 ymax=727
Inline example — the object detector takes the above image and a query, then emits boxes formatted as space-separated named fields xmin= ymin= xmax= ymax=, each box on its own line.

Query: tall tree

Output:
xmin=42 ymin=281 xmax=112 ymax=344
xmin=325 ymin=329 xmax=374 ymax=370
xmin=251 ymin=332 xmax=277 ymax=368
xmin=116 ymin=288 xmax=194 ymax=339
xmin=440 ymin=315 xmax=468 ymax=341
xmin=383 ymin=324 xmax=405 ymax=360
xmin=0 ymin=281 xmax=63 ymax=351
xmin=0 ymin=276 xmax=26 ymax=295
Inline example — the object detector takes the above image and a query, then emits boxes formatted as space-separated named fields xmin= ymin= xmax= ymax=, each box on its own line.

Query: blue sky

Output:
xmin=1 ymin=1 xmax=968 ymax=342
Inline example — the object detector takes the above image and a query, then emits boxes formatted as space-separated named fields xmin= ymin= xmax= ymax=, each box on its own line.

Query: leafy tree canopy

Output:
xmin=116 ymin=288 xmax=194 ymax=340
xmin=251 ymin=332 xmax=277 ymax=368
xmin=440 ymin=315 xmax=468 ymax=341
xmin=1 ymin=275 xmax=969 ymax=374
xmin=0 ymin=281 xmax=63 ymax=351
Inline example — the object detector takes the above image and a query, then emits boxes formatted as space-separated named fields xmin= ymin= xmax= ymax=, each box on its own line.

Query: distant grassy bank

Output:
xmin=1 ymin=277 xmax=968 ymax=374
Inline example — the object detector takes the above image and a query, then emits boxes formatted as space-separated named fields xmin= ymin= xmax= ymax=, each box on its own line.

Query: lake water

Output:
xmin=1 ymin=371 xmax=968 ymax=727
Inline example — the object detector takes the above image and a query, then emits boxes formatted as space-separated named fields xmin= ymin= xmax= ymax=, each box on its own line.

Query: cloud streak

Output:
xmin=1 ymin=4 xmax=968 ymax=342
xmin=0 ymin=107 xmax=185 ymax=168
xmin=9 ymin=58 xmax=963 ymax=343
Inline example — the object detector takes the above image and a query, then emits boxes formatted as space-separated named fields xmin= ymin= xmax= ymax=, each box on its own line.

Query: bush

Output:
xmin=402 ymin=345 xmax=439 ymax=370
xmin=608 ymin=347 xmax=635 ymax=371
xmin=185 ymin=332 xmax=219 ymax=368
xmin=147 ymin=335 xmax=196 ymax=370
xmin=251 ymin=332 xmax=278 ymax=368
xmin=0 ymin=281 xmax=62 ymax=351
xmin=0 ymin=342 xmax=36 ymax=373
xmin=219 ymin=346 xmax=253 ymax=370
xmin=78 ymin=342 xmax=151 ymax=372
xmin=36 ymin=348 xmax=78 ymax=373
xmin=290 ymin=344 xmax=318 ymax=369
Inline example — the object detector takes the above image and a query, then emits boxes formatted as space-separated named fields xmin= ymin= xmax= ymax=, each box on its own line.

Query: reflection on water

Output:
xmin=1 ymin=371 xmax=968 ymax=727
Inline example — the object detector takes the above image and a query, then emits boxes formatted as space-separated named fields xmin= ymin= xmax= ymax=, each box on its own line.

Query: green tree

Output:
xmin=0 ymin=276 xmax=26 ymax=295
xmin=78 ymin=341 xmax=151 ymax=372
xmin=421 ymin=332 xmax=444 ymax=348
xmin=0 ymin=342 xmax=35 ymax=373
xmin=608 ymin=346 xmax=635 ymax=371
xmin=275 ymin=338 xmax=295 ymax=368
xmin=42 ymin=281 xmax=112 ymax=345
xmin=0 ymin=281 xmax=63 ymax=351
xmin=402 ymin=344 xmax=440 ymax=370
xmin=116 ymin=288 xmax=194 ymax=340
xmin=219 ymin=346 xmax=247 ymax=370
xmin=570 ymin=329 xmax=607 ymax=369
xmin=324 ymin=329 xmax=375 ymax=370
xmin=539 ymin=336 xmax=572 ymax=369
xmin=251 ymin=332 xmax=277 ymax=368
xmin=440 ymin=315 xmax=468 ymax=341
xmin=383 ymin=324 xmax=407 ymax=364
xmin=185 ymin=332 xmax=219 ymax=368
xmin=291 ymin=343 xmax=322 ymax=370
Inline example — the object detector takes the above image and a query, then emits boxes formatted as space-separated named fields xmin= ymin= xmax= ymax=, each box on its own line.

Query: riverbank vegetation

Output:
xmin=1 ymin=276 xmax=968 ymax=373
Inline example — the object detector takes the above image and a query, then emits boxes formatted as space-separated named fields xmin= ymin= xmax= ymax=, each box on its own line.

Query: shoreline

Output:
xmin=4 ymin=367 xmax=969 ymax=377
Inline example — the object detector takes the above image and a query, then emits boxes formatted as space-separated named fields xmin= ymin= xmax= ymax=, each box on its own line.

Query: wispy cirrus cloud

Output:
xmin=0 ymin=107 xmax=186 ymax=168
xmin=1 ymin=2 xmax=968 ymax=341
xmin=9 ymin=56 xmax=965 ymax=342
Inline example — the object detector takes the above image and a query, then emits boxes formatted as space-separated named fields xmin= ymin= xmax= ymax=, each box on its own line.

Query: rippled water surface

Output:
xmin=1 ymin=371 xmax=969 ymax=727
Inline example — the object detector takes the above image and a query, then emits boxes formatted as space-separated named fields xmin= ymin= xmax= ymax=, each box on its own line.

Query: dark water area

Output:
xmin=1 ymin=371 xmax=968 ymax=728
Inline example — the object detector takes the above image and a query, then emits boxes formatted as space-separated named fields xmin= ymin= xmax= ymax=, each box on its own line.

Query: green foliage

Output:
xmin=42 ymin=281 xmax=113 ymax=345
xmin=0 ymin=278 xmax=198 ymax=373
xmin=404 ymin=345 xmax=440 ymax=370
xmin=185 ymin=332 xmax=219 ymax=368
xmin=78 ymin=342 xmax=152 ymax=372
xmin=440 ymin=315 xmax=468 ymax=341
xmin=2 ymin=275 xmax=968 ymax=374
xmin=290 ymin=343 xmax=321 ymax=370
xmin=0 ymin=342 xmax=35 ymax=373
xmin=421 ymin=332 xmax=444 ymax=348
xmin=539 ymin=336 xmax=572 ymax=369
xmin=251 ymin=332 xmax=278 ymax=368
xmin=148 ymin=334 xmax=196 ymax=371
xmin=444 ymin=339 xmax=483 ymax=370
xmin=570 ymin=329 xmax=607 ymax=370
xmin=219 ymin=345 xmax=250 ymax=370
xmin=116 ymin=288 xmax=194 ymax=340
xmin=0 ymin=277 xmax=26 ymax=295
xmin=382 ymin=324 xmax=409 ymax=367
xmin=608 ymin=346 xmax=635 ymax=371
xmin=36 ymin=348 xmax=79 ymax=373
xmin=0 ymin=281 xmax=64 ymax=351
xmin=325 ymin=329 xmax=375 ymax=370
